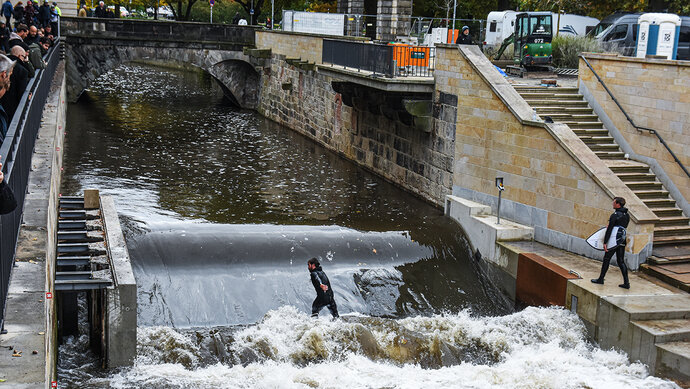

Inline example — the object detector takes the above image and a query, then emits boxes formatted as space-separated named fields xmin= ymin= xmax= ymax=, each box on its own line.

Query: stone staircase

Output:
xmin=514 ymin=86 xmax=690 ymax=267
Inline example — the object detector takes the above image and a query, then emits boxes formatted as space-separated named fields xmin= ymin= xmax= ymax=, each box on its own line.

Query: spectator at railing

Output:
xmin=44 ymin=23 xmax=53 ymax=40
xmin=0 ymin=21 xmax=9 ymax=53
xmin=23 ymin=0 xmax=36 ymax=26
xmin=49 ymin=2 xmax=58 ymax=33
xmin=1 ymin=0 xmax=11 ymax=29
xmin=78 ymin=4 xmax=87 ymax=17
xmin=0 ymin=159 xmax=17 ymax=215
xmin=0 ymin=53 xmax=14 ymax=144
xmin=28 ymin=36 xmax=48 ymax=70
xmin=1 ymin=46 xmax=28 ymax=119
xmin=13 ymin=45 xmax=33 ymax=77
xmin=8 ymin=24 xmax=29 ymax=51
xmin=12 ymin=2 xmax=24 ymax=29
xmin=38 ymin=0 xmax=50 ymax=28
xmin=25 ymin=25 xmax=38 ymax=45
xmin=94 ymin=1 xmax=106 ymax=18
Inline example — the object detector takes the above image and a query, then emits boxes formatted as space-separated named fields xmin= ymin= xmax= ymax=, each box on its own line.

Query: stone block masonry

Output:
xmin=257 ymin=54 xmax=454 ymax=206
xmin=436 ymin=44 xmax=657 ymax=268
xmin=579 ymin=54 xmax=690 ymax=214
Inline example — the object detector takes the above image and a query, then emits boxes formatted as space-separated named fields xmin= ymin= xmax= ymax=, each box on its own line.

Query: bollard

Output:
xmin=496 ymin=177 xmax=504 ymax=224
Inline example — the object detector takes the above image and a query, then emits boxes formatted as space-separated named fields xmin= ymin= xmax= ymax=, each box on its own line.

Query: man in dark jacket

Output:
xmin=0 ymin=160 xmax=17 ymax=215
xmin=307 ymin=257 xmax=339 ymax=318
xmin=38 ymin=1 xmax=50 ymax=27
xmin=1 ymin=47 xmax=28 ymax=119
xmin=23 ymin=0 xmax=36 ymax=26
xmin=94 ymin=1 xmax=106 ymax=18
xmin=8 ymin=23 xmax=29 ymax=51
xmin=591 ymin=197 xmax=630 ymax=289
xmin=456 ymin=25 xmax=473 ymax=45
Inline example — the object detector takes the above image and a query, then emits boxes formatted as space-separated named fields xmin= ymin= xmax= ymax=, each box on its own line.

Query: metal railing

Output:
xmin=0 ymin=39 xmax=61 ymax=332
xmin=580 ymin=55 xmax=690 ymax=180
xmin=322 ymin=39 xmax=435 ymax=78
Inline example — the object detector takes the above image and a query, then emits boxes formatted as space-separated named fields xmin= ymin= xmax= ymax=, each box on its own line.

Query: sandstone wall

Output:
xmin=579 ymin=54 xmax=690 ymax=208
xmin=437 ymin=45 xmax=657 ymax=267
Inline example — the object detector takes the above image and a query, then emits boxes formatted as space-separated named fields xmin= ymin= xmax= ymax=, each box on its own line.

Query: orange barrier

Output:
xmin=389 ymin=43 xmax=431 ymax=68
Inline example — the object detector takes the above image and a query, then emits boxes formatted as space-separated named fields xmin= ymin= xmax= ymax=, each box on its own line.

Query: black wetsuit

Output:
xmin=309 ymin=265 xmax=339 ymax=318
xmin=596 ymin=207 xmax=630 ymax=285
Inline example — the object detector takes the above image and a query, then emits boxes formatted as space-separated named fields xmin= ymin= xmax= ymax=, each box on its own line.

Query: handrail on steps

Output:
xmin=580 ymin=55 xmax=690 ymax=180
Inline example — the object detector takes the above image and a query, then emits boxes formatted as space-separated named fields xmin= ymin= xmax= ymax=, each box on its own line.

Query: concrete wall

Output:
xmin=0 ymin=66 xmax=66 ymax=388
xmin=436 ymin=45 xmax=658 ymax=268
xmin=101 ymin=196 xmax=137 ymax=368
xmin=256 ymin=54 xmax=453 ymax=206
xmin=579 ymin=54 xmax=690 ymax=213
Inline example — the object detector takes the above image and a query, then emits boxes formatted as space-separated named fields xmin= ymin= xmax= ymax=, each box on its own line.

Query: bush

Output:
xmin=483 ymin=43 xmax=514 ymax=61
xmin=551 ymin=35 xmax=602 ymax=69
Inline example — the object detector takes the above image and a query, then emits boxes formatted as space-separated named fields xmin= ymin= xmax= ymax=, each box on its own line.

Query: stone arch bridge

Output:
xmin=62 ymin=17 xmax=262 ymax=108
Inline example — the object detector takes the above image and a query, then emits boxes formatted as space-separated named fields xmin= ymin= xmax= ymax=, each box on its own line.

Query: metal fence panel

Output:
xmin=0 ymin=39 xmax=61 ymax=331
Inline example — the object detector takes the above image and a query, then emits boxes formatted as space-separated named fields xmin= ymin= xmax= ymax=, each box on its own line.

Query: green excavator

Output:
xmin=491 ymin=12 xmax=554 ymax=77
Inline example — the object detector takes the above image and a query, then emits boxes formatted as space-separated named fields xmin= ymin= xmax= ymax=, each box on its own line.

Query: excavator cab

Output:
xmin=513 ymin=12 xmax=553 ymax=67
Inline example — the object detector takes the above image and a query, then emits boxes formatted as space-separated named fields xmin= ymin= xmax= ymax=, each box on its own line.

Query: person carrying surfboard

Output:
xmin=591 ymin=197 xmax=630 ymax=289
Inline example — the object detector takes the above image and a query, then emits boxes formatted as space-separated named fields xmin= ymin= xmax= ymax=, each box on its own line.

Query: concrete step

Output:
xmin=655 ymin=341 xmax=690 ymax=381
xmin=564 ymin=122 xmax=605 ymax=129
xmin=626 ymin=181 xmax=664 ymax=190
xmin=645 ymin=199 xmax=678 ymax=208
xmin=641 ymin=263 xmax=690 ymax=292
xmin=581 ymin=136 xmax=615 ymax=144
xmin=573 ymin=129 xmax=610 ymax=137
xmin=588 ymin=143 xmax=621 ymax=152
xmin=654 ymin=235 xmax=690 ymax=246
xmin=655 ymin=225 xmax=690 ymax=237
xmin=542 ymin=113 xmax=600 ymax=122
xmin=534 ymin=107 xmax=593 ymax=115
xmin=523 ymin=99 xmax=590 ymax=107
xmin=629 ymin=320 xmax=690 ymax=378
xmin=634 ymin=189 xmax=671 ymax=199
xmin=514 ymin=86 xmax=580 ymax=93
xmin=648 ymin=254 xmax=690 ymax=265
xmin=632 ymin=319 xmax=690 ymax=343
xmin=519 ymin=92 xmax=583 ymax=100
xmin=652 ymin=207 xmax=685 ymax=217
xmin=656 ymin=216 xmax=690 ymax=227
xmin=596 ymin=151 xmax=626 ymax=159
xmin=609 ymin=164 xmax=651 ymax=174
xmin=617 ymin=172 xmax=658 ymax=181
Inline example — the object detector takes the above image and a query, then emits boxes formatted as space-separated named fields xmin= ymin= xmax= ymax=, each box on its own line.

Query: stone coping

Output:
xmin=582 ymin=52 xmax=690 ymax=68
xmin=257 ymin=29 xmax=369 ymax=42
xmin=61 ymin=15 xmax=262 ymax=29
xmin=450 ymin=44 xmax=658 ymax=225
xmin=317 ymin=64 xmax=434 ymax=93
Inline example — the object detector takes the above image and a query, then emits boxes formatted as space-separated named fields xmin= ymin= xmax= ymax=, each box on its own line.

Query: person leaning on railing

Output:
xmin=0 ymin=53 xmax=14 ymax=144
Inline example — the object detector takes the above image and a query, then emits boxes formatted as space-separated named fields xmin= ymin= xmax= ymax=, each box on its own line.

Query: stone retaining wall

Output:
xmin=437 ymin=45 xmax=657 ymax=267
xmin=256 ymin=55 xmax=453 ymax=206
xmin=579 ymin=54 xmax=690 ymax=211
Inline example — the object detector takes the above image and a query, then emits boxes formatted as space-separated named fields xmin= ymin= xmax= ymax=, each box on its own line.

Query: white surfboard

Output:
xmin=586 ymin=226 xmax=621 ymax=251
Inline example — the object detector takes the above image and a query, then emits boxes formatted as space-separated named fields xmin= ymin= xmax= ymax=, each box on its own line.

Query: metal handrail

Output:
xmin=0 ymin=39 xmax=61 ymax=331
xmin=580 ymin=55 xmax=690 ymax=180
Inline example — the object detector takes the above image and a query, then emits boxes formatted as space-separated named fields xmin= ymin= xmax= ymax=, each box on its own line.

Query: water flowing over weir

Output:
xmin=57 ymin=64 xmax=681 ymax=388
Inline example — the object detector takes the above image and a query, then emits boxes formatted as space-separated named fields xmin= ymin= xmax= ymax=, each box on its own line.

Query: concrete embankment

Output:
xmin=0 ymin=65 xmax=66 ymax=387
xmin=446 ymin=195 xmax=690 ymax=384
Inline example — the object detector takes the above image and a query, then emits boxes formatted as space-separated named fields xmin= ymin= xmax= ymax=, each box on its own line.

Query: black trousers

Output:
xmin=311 ymin=293 xmax=338 ymax=318
xmin=598 ymin=245 xmax=630 ymax=285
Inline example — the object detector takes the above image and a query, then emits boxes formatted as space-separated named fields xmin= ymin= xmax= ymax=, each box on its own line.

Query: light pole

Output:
xmin=450 ymin=0 xmax=457 ymax=43
xmin=271 ymin=0 xmax=274 ymax=29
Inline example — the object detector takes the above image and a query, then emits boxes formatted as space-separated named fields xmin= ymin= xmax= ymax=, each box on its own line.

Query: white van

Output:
xmin=553 ymin=13 xmax=599 ymax=36
xmin=484 ymin=11 xmax=517 ymax=48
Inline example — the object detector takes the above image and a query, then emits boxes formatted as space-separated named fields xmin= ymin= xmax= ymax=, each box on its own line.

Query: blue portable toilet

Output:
xmin=636 ymin=13 xmax=682 ymax=60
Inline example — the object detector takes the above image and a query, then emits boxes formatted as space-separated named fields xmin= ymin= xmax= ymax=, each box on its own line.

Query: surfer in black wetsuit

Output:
xmin=591 ymin=197 xmax=630 ymax=289
xmin=307 ymin=258 xmax=339 ymax=318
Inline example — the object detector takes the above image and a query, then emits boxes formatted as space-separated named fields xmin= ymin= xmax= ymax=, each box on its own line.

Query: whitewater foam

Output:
xmin=98 ymin=306 xmax=682 ymax=389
